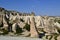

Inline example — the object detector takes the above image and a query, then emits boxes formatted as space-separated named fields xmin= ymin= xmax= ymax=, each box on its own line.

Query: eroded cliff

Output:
xmin=0 ymin=7 xmax=60 ymax=40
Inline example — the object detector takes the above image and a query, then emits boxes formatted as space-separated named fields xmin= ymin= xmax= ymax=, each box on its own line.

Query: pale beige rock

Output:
xmin=17 ymin=22 xmax=25 ymax=28
xmin=43 ymin=16 xmax=58 ymax=34
xmin=12 ymin=23 xmax=17 ymax=33
xmin=21 ymin=30 xmax=30 ymax=37
xmin=54 ymin=22 xmax=60 ymax=28
xmin=3 ymin=16 xmax=8 ymax=30
xmin=30 ymin=16 xmax=39 ymax=37
xmin=43 ymin=16 xmax=50 ymax=33
xmin=57 ymin=35 xmax=60 ymax=40
xmin=35 ymin=16 xmax=44 ymax=28
xmin=23 ymin=16 xmax=30 ymax=24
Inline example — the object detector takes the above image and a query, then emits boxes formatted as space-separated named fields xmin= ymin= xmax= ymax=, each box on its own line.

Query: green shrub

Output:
xmin=23 ymin=23 xmax=30 ymax=31
xmin=57 ymin=20 xmax=60 ymax=24
xmin=57 ymin=29 xmax=60 ymax=33
xmin=16 ymin=25 xmax=23 ymax=34
xmin=2 ymin=29 xmax=8 ymax=35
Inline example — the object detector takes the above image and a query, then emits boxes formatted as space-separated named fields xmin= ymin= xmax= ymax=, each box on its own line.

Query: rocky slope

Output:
xmin=0 ymin=7 xmax=60 ymax=40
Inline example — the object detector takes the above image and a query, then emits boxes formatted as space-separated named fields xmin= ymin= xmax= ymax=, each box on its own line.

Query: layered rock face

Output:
xmin=0 ymin=7 xmax=60 ymax=40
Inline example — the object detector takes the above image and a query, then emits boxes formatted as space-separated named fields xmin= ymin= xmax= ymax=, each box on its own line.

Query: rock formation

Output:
xmin=0 ymin=7 xmax=60 ymax=40
xmin=30 ymin=16 xmax=39 ymax=37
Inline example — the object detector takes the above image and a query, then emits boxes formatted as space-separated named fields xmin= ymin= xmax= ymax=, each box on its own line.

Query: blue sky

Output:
xmin=0 ymin=0 xmax=60 ymax=16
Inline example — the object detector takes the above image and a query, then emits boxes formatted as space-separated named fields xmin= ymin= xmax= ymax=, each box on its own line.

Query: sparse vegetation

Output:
xmin=57 ymin=29 xmax=60 ymax=33
xmin=57 ymin=20 xmax=60 ymax=24
xmin=0 ymin=29 xmax=8 ymax=35
xmin=23 ymin=23 xmax=30 ymax=31
xmin=16 ymin=25 xmax=23 ymax=34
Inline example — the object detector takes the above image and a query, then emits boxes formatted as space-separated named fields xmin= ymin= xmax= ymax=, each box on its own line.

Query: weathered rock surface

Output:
xmin=0 ymin=7 xmax=60 ymax=40
xmin=30 ymin=16 xmax=39 ymax=37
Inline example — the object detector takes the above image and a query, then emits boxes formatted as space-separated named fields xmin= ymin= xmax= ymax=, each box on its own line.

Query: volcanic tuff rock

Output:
xmin=0 ymin=7 xmax=60 ymax=40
